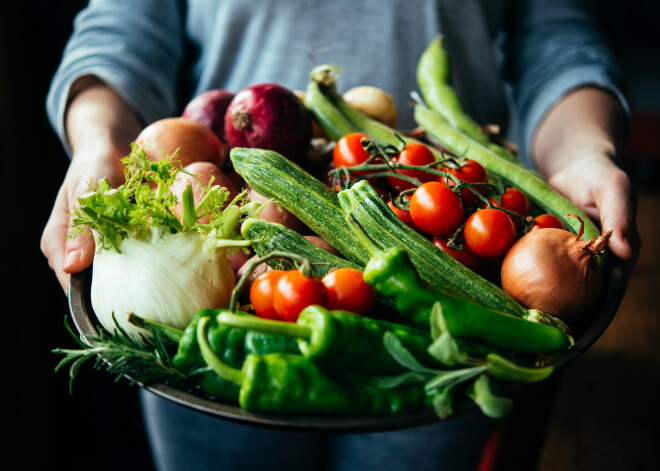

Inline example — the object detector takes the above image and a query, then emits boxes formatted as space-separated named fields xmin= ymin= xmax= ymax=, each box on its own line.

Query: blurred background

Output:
xmin=2 ymin=1 xmax=658 ymax=469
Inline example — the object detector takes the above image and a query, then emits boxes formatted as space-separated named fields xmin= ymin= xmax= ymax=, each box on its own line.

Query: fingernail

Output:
xmin=63 ymin=249 xmax=82 ymax=270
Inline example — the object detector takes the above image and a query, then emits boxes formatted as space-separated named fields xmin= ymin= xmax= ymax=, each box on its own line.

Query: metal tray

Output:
xmin=67 ymin=257 xmax=624 ymax=433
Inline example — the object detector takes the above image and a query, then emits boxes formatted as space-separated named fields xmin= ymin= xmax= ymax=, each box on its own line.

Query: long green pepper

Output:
xmin=196 ymin=317 xmax=427 ymax=416
xmin=216 ymin=305 xmax=437 ymax=374
xmin=172 ymin=309 xmax=299 ymax=399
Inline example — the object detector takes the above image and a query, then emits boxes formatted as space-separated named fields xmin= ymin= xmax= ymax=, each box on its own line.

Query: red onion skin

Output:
xmin=182 ymin=89 xmax=235 ymax=162
xmin=501 ymin=228 xmax=605 ymax=322
xmin=182 ymin=89 xmax=235 ymax=140
xmin=224 ymin=83 xmax=312 ymax=164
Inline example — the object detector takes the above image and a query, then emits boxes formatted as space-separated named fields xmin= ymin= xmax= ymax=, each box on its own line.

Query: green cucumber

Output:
xmin=230 ymin=147 xmax=370 ymax=265
xmin=241 ymin=218 xmax=362 ymax=277
xmin=414 ymin=104 xmax=601 ymax=241
xmin=338 ymin=180 xmax=527 ymax=318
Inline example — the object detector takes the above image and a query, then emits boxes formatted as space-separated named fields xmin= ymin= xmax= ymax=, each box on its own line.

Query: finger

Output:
xmin=593 ymin=169 xmax=640 ymax=263
xmin=41 ymin=187 xmax=73 ymax=292
xmin=62 ymin=225 xmax=96 ymax=274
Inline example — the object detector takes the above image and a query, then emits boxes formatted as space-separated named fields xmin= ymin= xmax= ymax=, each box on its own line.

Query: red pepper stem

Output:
xmin=216 ymin=312 xmax=311 ymax=339
xmin=196 ymin=317 xmax=244 ymax=385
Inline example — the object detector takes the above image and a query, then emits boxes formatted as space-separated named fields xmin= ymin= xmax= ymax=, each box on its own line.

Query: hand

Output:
xmin=546 ymin=152 xmax=640 ymax=265
xmin=41 ymin=153 xmax=124 ymax=292
xmin=533 ymin=87 xmax=640 ymax=284
xmin=41 ymin=78 xmax=142 ymax=293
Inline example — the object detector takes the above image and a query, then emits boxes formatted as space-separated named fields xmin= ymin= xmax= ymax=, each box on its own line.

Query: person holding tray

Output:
xmin=42 ymin=1 xmax=640 ymax=470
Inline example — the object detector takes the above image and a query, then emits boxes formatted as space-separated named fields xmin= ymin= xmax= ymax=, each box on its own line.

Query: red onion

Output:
xmin=500 ymin=215 xmax=612 ymax=323
xmin=182 ymin=89 xmax=235 ymax=162
xmin=224 ymin=83 xmax=312 ymax=164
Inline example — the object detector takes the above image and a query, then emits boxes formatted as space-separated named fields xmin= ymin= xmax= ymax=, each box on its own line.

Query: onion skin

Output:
xmin=181 ymin=89 xmax=235 ymax=162
xmin=501 ymin=227 xmax=611 ymax=323
xmin=224 ymin=83 xmax=312 ymax=164
xmin=136 ymin=117 xmax=225 ymax=168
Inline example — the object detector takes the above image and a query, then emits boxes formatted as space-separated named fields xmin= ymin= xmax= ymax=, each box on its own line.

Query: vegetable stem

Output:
xmin=126 ymin=313 xmax=184 ymax=343
xmin=216 ymin=312 xmax=311 ymax=339
xmin=196 ymin=317 xmax=244 ymax=385
xmin=181 ymin=184 xmax=198 ymax=229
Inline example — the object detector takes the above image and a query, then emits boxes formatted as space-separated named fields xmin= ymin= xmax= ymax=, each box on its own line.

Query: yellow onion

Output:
xmin=342 ymin=85 xmax=398 ymax=129
xmin=136 ymin=117 xmax=225 ymax=167
xmin=501 ymin=217 xmax=612 ymax=323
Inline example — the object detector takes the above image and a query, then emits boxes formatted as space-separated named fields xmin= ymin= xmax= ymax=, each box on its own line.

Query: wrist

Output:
xmin=65 ymin=77 xmax=142 ymax=169
xmin=532 ymin=87 xmax=626 ymax=177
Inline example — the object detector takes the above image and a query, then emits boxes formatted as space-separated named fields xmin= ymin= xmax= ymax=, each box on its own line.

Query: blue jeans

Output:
xmin=140 ymin=390 xmax=495 ymax=471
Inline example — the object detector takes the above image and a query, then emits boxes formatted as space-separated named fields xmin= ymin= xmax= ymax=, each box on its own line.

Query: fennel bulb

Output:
xmin=71 ymin=145 xmax=256 ymax=337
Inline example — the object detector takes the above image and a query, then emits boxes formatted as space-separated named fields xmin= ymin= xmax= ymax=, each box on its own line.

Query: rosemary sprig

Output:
xmin=53 ymin=315 xmax=186 ymax=394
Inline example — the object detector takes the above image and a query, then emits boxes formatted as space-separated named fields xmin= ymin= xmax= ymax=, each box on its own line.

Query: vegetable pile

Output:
xmin=55 ymin=35 xmax=613 ymax=423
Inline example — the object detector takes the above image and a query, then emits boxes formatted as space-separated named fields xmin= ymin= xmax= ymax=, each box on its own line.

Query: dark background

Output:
xmin=2 ymin=1 xmax=659 ymax=470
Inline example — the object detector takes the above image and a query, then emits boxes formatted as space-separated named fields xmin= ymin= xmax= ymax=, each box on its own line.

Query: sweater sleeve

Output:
xmin=503 ymin=0 xmax=629 ymax=167
xmin=46 ymin=0 xmax=186 ymax=155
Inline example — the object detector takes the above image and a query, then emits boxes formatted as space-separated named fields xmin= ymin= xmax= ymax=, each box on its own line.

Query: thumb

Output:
xmin=62 ymin=225 xmax=96 ymax=274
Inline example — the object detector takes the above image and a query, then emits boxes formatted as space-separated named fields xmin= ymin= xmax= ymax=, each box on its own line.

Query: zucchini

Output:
xmin=241 ymin=218 xmax=362 ymax=277
xmin=230 ymin=147 xmax=370 ymax=265
xmin=338 ymin=180 xmax=527 ymax=318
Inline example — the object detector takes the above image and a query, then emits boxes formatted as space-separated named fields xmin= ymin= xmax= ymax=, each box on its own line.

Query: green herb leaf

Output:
xmin=377 ymin=371 xmax=430 ymax=389
xmin=467 ymin=374 xmax=513 ymax=419
xmin=431 ymin=386 xmax=454 ymax=419
xmin=382 ymin=331 xmax=438 ymax=375
xmin=427 ymin=301 xmax=468 ymax=366
xmin=424 ymin=365 xmax=486 ymax=393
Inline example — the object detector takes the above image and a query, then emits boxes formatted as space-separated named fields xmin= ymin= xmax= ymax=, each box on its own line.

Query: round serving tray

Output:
xmin=68 ymin=257 xmax=625 ymax=433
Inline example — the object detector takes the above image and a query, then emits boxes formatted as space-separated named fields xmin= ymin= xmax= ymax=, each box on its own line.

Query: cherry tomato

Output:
xmin=410 ymin=181 xmax=464 ymax=236
xmin=529 ymin=213 xmax=565 ymax=232
xmin=387 ymin=197 xmax=418 ymax=231
xmin=438 ymin=159 xmax=488 ymax=206
xmin=333 ymin=133 xmax=372 ymax=169
xmin=432 ymin=237 xmax=481 ymax=272
xmin=321 ymin=268 xmax=375 ymax=315
xmin=386 ymin=143 xmax=436 ymax=191
xmin=489 ymin=188 xmax=530 ymax=216
xmin=464 ymin=208 xmax=517 ymax=258
xmin=249 ymin=270 xmax=286 ymax=320
xmin=273 ymin=270 xmax=328 ymax=322
xmin=488 ymin=188 xmax=530 ymax=232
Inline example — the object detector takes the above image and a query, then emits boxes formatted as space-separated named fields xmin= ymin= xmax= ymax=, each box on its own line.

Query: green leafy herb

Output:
xmin=467 ymin=374 xmax=514 ymax=419
xmin=53 ymin=315 xmax=185 ymax=394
